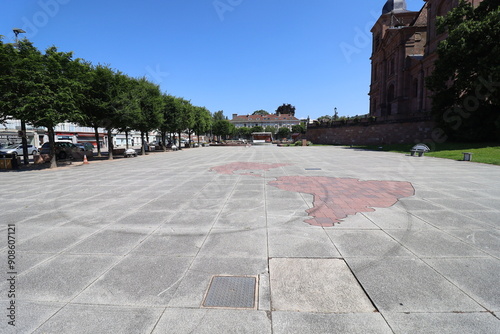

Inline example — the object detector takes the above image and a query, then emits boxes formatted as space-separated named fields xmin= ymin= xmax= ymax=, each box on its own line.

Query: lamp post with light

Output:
xmin=13 ymin=28 xmax=30 ymax=165
xmin=13 ymin=28 xmax=26 ymax=46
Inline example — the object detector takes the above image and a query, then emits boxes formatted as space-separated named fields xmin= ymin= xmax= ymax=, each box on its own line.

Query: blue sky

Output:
xmin=1 ymin=0 xmax=424 ymax=120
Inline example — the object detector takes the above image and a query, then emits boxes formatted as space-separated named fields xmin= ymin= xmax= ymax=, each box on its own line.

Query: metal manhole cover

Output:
xmin=202 ymin=276 xmax=257 ymax=309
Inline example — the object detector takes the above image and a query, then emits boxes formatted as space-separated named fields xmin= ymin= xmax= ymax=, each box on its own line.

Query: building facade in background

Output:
xmin=230 ymin=113 xmax=301 ymax=130
xmin=0 ymin=119 xmax=153 ymax=149
xmin=369 ymin=0 xmax=483 ymax=118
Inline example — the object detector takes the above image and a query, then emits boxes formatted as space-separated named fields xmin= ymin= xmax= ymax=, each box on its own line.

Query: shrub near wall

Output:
xmin=305 ymin=120 xmax=436 ymax=146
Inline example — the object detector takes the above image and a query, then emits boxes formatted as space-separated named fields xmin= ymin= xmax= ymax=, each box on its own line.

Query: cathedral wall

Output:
xmin=305 ymin=118 xmax=436 ymax=146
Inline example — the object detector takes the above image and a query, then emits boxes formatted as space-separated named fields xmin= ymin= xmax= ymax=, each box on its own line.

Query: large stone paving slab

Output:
xmin=446 ymin=229 xmax=500 ymax=258
xmin=386 ymin=229 xmax=489 ymax=257
xmin=272 ymin=312 xmax=393 ymax=334
xmin=2 ymin=255 xmax=119 ymax=303
xmin=33 ymin=304 xmax=162 ymax=334
xmin=268 ymin=226 xmax=341 ymax=258
xmin=269 ymin=258 xmax=375 ymax=313
xmin=64 ymin=227 xmax=150 ymax=255
xmin=383 ymin=312 xmax=500 ymax=334
xmin=2 ymin=301 xmax=63 ymax=334
xmin=197 ymin=228 xmax=268 ymax=259
xmin=151 ymin=308 xmax=272 ymax=334
xmin=326 ymin=230 xmax=414 ymax=257
xmin=345 ymin=257 xmax=486 ymax=313
xmin=73 ymin=255 xmax=193 ymax=306
xmin=423 ymin=257 xmax=500 ymax=311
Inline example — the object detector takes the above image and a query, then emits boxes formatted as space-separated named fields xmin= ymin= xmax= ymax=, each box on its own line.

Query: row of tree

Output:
xmin=0 ymin=39 xmax=218 ymax=168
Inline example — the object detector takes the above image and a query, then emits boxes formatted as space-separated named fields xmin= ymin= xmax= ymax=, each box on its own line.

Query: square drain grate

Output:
xmin=202 ymin=276 xmax=257 ymax=309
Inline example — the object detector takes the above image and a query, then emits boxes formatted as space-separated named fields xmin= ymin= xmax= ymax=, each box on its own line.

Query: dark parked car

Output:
xmin=40 ymin=141 xmax=81 ymax=160
xmin=74 ymin=143 xmax=95 ymax=152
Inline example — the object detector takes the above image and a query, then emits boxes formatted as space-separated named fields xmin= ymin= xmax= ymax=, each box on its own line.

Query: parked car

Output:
xmin=40 ymin=142 xmax=82 ymax=160
xmin=74 ymin=142 xmax=95 ymax=152
xmin=0 ymin=144 xmax=38 ymax=156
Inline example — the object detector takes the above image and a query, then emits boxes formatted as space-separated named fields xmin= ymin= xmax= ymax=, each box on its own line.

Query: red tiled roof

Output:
xmin=232 ymin=114 xmax=299 ymax=121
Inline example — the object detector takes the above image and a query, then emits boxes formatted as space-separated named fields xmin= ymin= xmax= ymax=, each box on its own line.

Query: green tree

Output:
xmin=0 ymin=39 xmax=17 ymax=124
xmin=250 ymin=126 xmax=264 ymax=133
xmin=212 ymin=119 xmax=234 ymax=141
xmin=3 ymin=42 xmax=85 ymax=168
xmin=276 ymin=103 xmax=296 ymax=116
xmin=0 ymin=39 xmax=25 ymax=162
xmin=213 ymin=110 xmax=226 ymax=121
xmin=93 ymin=70 xmax=132 ymax=160
xmin=129 ymin=77 xmax=164 ymax=155
xmin=426 ymin=0 xmax=500 ymax=141
xmin=252 ymin=110 xmax=269 ymax=116
xmin=159 ymin=94 xmax=177 ymax=150
xmin=292 ymin=124 xmax=306 ymax=134
xmin=277 ymin=127 xmax=291 ymax=140
xmin=176 ymin=98 xmax=194 ymax=149
xmin=0 ymin=39 xmax=35 ymax=164
xmin=264 ymin=125 xmax=277 ymax=135
xmin=317 ymin=115 xmax=332 ymax=124
xmin=236 ymin=127 xmax=252 ymax=139
xmin=193 ymin=106 xmax=212 ymax=145
xmin=77 ymin=64 xmax=115 ymax=157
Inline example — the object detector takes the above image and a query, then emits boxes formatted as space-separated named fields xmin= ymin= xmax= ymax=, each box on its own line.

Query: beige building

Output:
xmin=230 ymin=114 xmax=301 ymax=130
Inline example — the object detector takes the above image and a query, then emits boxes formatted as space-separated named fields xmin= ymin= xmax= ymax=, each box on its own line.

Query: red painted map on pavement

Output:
xmin=211 ymin=162 xmax=414 ymax=227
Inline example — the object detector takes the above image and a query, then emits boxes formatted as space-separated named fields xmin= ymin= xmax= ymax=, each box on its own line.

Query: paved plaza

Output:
xmin=1 ymin=145 xmax=499 ymax=333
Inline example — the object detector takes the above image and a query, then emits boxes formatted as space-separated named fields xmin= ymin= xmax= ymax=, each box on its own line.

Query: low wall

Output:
xmin=305 ymin=119 xmax=436 ymax=146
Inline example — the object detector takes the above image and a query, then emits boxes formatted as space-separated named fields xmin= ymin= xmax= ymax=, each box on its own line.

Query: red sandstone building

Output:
xmin=369 ymin=0 xmax=483 ymax=118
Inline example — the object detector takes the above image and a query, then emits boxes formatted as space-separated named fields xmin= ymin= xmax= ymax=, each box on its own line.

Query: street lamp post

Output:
xmin=13 ymin=28 xmax=30 ymax=165
xmin=13 ymin=28 xmax=26 ymax=46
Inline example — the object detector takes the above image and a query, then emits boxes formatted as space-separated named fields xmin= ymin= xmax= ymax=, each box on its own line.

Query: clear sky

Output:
xmin=1 ymin=0 xmax=424 ymax=120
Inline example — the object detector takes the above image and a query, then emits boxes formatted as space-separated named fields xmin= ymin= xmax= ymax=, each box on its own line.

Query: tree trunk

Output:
xmin=21 ymin=120 xmax=29 ymax=165
xmin=107 ymin=128 xmax=114 ymax=160
xmin=161 ymin=131 xmax=167 ymax=152
xmin=141 ymin=131 xmax=146 ymax=155
xmin=48 ymin=127 xmax=57 ymax=169
xmin=178 ymin=130 xmax=182 ymax=150
xmin=94 ymin=126 xmax=102 ymax=157
xmin=125 ymin=130 xmax=129 ymax=149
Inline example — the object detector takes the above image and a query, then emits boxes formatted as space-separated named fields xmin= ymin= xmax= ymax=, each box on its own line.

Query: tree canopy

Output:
xmin=276 ymin=103 xmax=296 ymax=116
xmin=426 ymin=0 xmax=500 ymax=141
xmin=252 ymin=110 xmax=269 ymax=116
xmin=276 ymin=127 xmax=291 ymax=139
xmin=0 ymin=37 xmax=214 ymax=166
